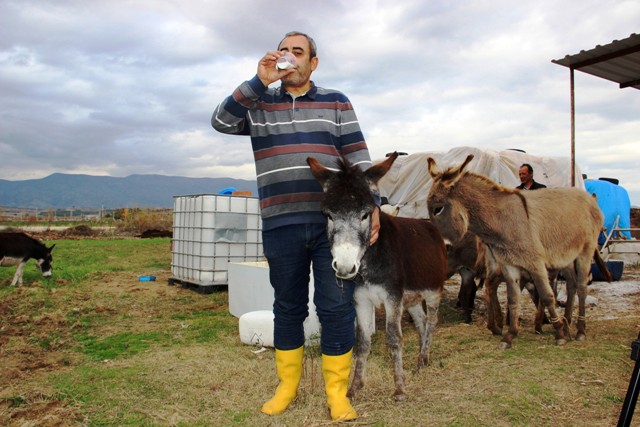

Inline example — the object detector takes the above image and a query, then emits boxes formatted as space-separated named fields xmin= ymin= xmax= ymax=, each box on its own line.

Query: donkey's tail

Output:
xmin=592 ymin=249 xmax=613 ymax=283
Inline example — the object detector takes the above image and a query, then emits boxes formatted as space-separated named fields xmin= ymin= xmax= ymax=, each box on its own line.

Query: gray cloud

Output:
xmin=0 ymin=0 xmax=638 ymax=205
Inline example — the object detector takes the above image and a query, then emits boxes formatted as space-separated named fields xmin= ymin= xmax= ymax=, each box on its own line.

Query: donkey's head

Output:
xmin=36 ymin=244 xmax=55 ymax=277
xmin=307 ymin=153 xmax=398 ymax=279
xmin=426 ymin=154 xmax=474 ymax=246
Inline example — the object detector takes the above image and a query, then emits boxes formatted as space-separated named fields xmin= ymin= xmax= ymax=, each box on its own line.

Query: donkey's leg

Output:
xmin=406 ymin=303 xmax=427 ymax=370
xmin=543 ymin=270 xmax=559 ymax=327
xmin=525 ymin=283 xmax=545 ymax=335
xmin=348 ymin=293 xmax=375 ymax=399
xmin=522 ymin=278 xmax=547 ymax=334
xmin=11 ymin=261 xmax=26 ymax=286
xmin=485 ymin=274 xmax=503 ymax=336
xmin=531 ymin=268 xmax=566 ymax=346
xmin=574 ymin=255 xmax=592 ymax=341
xmin=417 ymin=290 xmax=441 ymax=369
xmin=407 ymin=301 xmax=426 ymax=338
xmin=500 ymin=267 xmax=521 ymax=350
xmin=458 ymin=268 xmax=476 ymax=323
xmin=383 ymin=298 xmax=406 ymax=400
xmin=560 ymin=266 xmax=576 ymax=339
xmin=483 ymin=251 xmax=504 ymax=335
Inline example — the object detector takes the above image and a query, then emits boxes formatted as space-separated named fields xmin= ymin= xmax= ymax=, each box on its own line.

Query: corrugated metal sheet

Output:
xmin=552 ymin=33 xmax=640 ymax=90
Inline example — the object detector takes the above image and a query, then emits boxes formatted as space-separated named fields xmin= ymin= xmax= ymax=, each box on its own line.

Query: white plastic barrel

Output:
xmin=239 ymin=310 xmax=275 ymax=347
xmin=239 ymin=309 xmax=320 ymax=348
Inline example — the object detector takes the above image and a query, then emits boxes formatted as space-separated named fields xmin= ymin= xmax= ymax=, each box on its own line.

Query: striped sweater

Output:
xmin=212 ymin=75 xmax=374 ymax=230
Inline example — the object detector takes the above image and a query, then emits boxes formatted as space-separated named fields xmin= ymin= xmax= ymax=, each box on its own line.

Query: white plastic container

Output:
xmin=239 ymin=310 xmax=321 ymax=347
xmin=228 ymin=261 xmax=274 ymax=317
xmin=171 ymin=194 xmax=264 ymax=288
xmin=239 ymin=310 xmax=275 ymax=347
xmin=230 ymin=261 xmax=321 ymax=346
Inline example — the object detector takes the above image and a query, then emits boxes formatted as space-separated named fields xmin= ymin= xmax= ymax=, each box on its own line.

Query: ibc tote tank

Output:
xmin=170 ymin=194 xmax=264 ymax=291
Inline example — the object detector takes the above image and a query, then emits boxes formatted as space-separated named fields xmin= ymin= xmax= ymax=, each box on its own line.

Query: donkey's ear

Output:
xmin=430 ymin=154 xmax=474 ymax=187
xmin=307 ymin=157 xmax=334 ymax=190
xmin=365 ymin=152 xmax=398 ymax=184
xmin=427 ymin=157 xmax=440 ymax=178
xmin=446 ymin=154 xmax=474 ymax=185
xmin=458 ymin=154 xmax=474 ymax=174
xmin=48 ymin=244 xmax=56 ymax=252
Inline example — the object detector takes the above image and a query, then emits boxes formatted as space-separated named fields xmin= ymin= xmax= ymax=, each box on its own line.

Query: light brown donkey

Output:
xmin=426 ymin=154 xmax=606 ymax=349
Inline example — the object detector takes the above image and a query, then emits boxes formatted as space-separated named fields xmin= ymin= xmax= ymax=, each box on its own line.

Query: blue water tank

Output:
xmin=584 ymin=180 xmax=632 ymax=244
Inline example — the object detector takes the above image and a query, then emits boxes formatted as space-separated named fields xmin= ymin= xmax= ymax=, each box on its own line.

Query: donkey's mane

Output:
xmin=466 ymin=171 xmax=512 ymax=193
xmin=463 ymin=170 xmax=529 ymax=216
xmin=440 ymin=167 xmax=462 ymax=183
xmin=323 ymin=157 xmax=373 ymax=207
xmin=336 ymin=156 xmax=363 ymax=177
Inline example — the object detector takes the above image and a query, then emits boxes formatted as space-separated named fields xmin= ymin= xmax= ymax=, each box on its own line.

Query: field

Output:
xmin=1 ymin=232 xmax=639 ymax=426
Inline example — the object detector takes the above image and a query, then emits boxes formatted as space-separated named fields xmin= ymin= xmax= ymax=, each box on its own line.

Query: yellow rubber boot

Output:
xmin=322 ymin=350 xmax=357 ymax=421
xmin=261 ymin=346 xmax=304 ymax=415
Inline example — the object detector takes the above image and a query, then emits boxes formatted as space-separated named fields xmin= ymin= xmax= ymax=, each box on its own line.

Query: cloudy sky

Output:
xmin=1 ymin=0 xmax=639 ymax=205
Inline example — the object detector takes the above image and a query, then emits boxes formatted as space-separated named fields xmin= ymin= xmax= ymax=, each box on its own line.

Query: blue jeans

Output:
xmin=262 ymin=223 xmax=356 ymax=355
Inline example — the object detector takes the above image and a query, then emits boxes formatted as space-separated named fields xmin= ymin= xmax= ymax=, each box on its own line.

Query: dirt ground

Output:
xmin=443 ymin=262 xmax=640 ymax=324
xmin=0 ymin=267 xmax=192 ymax=426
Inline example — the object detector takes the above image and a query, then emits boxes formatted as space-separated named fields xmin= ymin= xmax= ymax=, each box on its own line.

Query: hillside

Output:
xmin=0 ymin=173 xmax=258 ymax=209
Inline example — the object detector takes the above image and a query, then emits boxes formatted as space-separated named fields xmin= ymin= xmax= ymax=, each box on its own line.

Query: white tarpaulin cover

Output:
xmin=377 ymin=146 xmax=584 ymax=219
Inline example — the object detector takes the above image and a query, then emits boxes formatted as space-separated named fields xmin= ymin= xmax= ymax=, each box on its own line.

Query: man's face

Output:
xmin=519 ymin=166 xmax=532 ymax=184
xmin=277 ymin=35 xmax=318 ymax=89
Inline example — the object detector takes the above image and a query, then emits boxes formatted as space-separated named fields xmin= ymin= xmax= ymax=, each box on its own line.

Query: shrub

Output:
xmin=115 ymin=208 xmax=172 ymax=234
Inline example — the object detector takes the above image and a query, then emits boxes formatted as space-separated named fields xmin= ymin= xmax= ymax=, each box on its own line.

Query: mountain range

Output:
xmin=0 ymin=173 xmax=259 ymax=209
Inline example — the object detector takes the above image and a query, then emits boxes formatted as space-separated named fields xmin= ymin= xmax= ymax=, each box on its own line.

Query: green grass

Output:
xmin=76 ymin=332 xmax=166 ymax=360
xmin=52 ymin=363 xmax=171 ymax=427
xmin=0 ymin=237 xmax=172 ymax=287
xmin=170 ymin=310 xmax=237 ymax=343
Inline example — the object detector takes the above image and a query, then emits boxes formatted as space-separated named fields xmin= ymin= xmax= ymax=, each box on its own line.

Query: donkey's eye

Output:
xmin=361 ymin=212 xmax=370 ymax=221
xmin=433 ymin=206 xmax=444 ymax=216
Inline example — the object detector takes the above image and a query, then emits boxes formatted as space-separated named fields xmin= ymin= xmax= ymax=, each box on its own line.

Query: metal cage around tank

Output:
xmin=170 ymin=194 xmax=264 ymax=290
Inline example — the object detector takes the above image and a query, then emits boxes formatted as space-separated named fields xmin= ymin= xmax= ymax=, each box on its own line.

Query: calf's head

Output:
xmin=426 ymin=154 xmax=474 ymax=246
xmin=307 ymin=153 xmax=398 ymax=279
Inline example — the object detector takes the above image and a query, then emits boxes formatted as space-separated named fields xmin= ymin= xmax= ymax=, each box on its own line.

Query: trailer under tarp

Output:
xmin=376 ymin=146 xmax=584 ymax=219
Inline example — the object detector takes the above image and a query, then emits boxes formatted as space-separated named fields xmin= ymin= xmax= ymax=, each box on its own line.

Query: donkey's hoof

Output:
xmin=575 ymin=333 xmax=586 ymax=341
xmin=416 ymin=355 xmax=429 ymax=370
xmin=393 ymin=392 xmax=407 ymax=402
xmin=499 ymin=341 xmax=511 ymax=350
xmin=556 ymin=338 xmax=567 ymax=346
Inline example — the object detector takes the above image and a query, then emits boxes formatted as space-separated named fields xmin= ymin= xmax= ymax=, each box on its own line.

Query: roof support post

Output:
xmin=570 ymin=67 xmax=576 ymax=187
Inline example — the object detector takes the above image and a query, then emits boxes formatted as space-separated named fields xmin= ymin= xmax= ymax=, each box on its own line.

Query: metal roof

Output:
xmin=552 ymin=33 xmax=640 ymax=90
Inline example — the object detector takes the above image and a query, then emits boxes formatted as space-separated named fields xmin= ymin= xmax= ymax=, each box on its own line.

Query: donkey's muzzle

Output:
xmin=332 ymin=259 xmax=359 ymax=280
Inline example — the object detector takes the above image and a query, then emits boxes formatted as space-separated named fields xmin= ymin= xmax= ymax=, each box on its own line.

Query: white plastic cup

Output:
xmin=276 ymin=52 xmax=296 ymax=70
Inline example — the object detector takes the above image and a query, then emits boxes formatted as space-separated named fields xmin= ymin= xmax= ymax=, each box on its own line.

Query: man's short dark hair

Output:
xmin=279 ymin=31 xmax=317 ymax=58
xmin=520 ymin=163 xmax=533 ymax=173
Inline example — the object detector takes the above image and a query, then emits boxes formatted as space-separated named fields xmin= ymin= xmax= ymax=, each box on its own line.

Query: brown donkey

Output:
xmin=426 ymin=154 xmax=606 ymax=349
